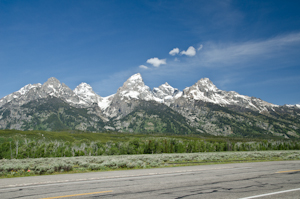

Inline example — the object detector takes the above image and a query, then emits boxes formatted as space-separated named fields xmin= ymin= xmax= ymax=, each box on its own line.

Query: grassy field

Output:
xmin=1 ymin=150 xmax=300 ymax=178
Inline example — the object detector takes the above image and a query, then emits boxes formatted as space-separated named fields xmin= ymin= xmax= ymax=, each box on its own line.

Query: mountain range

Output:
xmin=0 ymin=73 xmax=299 ymax=138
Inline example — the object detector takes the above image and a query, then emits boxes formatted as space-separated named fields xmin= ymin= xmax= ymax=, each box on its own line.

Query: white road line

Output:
xmin=239 ymin=188 xmax=300 ymax=199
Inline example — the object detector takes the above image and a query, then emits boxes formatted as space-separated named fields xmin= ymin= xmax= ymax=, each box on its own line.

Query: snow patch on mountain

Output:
xmin=152 ymin=82 xmax=182 ymax=103
xmin=98 ymin=94 xmax=115 ymax=110
xmin=18 ymin=83 xmax=42 ymax=95
xmin=286 ymin=104 xmax=300 ymax=109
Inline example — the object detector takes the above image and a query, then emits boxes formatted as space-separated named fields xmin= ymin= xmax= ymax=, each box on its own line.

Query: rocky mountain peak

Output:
xmin=183 ymin=78 xmax=215 ymax=98
xmin=36 ymin=77 xmax=79 ymax=105
xmin=181 ymin=77 xmax=278 ymax=111
xmin=41 ymin=77 xmax=63 ymax=93
xmin=73 ymin=82 xmax=103 ymax=106
xmin=196 ymin=78 xmax=219 ymax=92
xmin=117 ymin=73 xmax=151 ymax=99
xmin=105 ymin=73 xmax=153 ymax=117
xmin=74 ymin=83 xmax=94 ymax=94
xmin=158 ymin=82 xmax=175 ymax=94
xmin=121 ymin=73 xmax=146 ymax=90
xmin=152 ymin=82 xmax=182 ymax=103
xmin=44 ymin=77 xmax=61 ymax=86
xmin=154 ymin=83 xmax=173 ymax=96
xmin=127 ymin=73 xmax=143 ymax=82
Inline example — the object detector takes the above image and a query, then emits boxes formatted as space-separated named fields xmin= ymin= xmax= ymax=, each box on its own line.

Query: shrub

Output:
xmin=88 ymin=163 xmax=101 ymax=170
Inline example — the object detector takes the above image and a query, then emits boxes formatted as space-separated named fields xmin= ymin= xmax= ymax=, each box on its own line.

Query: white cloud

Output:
xmin=169 ymin=48 xmax=179 ymax=56
xmin=200 ymin=32 xmax=300 ymax=66
xmin=139 ymin=65 xmax=148 ymax=69
xmin=197 ymin=44 xmax=203 ymax=51
xmin=146 ymin=57 xmax=167 ymax=67
xmin=174 ymin=57 xmax=180 ymax=62
xmin=181 ymin=46 xmax=196 ymax=56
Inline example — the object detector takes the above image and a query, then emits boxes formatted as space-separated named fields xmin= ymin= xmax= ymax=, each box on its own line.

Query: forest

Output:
xmin=1 ymin=129 xmax=299 ymax=159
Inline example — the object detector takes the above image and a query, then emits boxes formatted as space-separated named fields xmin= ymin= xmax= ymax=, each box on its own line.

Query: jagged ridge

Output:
xmin=0 ymin=73 xmax=299 ymax=138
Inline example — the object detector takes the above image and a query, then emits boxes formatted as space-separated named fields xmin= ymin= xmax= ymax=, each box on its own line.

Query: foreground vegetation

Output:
xmin=1 ymin=150 xmax=300 ymax=178
xmin=1 ymin=129 xmax=300 ymax=159
xmin=1 ymin=130 xmax=299 ymax=178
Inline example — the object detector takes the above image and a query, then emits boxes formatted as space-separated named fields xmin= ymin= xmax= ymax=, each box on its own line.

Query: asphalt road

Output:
xmin=0 ymin=161 xmax=300 ymax=199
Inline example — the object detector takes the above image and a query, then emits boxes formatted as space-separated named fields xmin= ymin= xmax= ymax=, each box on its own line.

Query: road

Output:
xmin=0 ymin=161 xmax=300 ymax=199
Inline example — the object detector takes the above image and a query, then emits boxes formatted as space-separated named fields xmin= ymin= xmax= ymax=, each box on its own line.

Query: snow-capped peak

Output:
xmin=183 ymin=77 xmax=277 ymax=111
xmin=196 ymin=78 xmax=219 ymax=92
xmin=73 ymin=82 xmax=104 ymax=106
xmin=127 ymin=73 xmax=143 ymax=82
xmin=74 ymin=83 xmax=94 ymax=95
xmin=183 ymin=78 xmax=219 ymax=101
xmin=117 ymin=73 xmax=152 ymax=100
xmin=159 ymin=82 xmax=174 ymax=93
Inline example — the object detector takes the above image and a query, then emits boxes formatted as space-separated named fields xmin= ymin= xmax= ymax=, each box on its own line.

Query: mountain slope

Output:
xmin=0 ymin=97 xmax=106 ymax=131
xmin=0 ymin=73 xmax=299 ymax=138
xmin=108 ymin=100 xmax=195 ymax=134
xmin=170 ymin=99 xmax=300 ymax=138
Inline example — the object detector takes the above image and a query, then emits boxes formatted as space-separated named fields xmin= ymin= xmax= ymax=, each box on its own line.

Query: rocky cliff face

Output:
xmin=0 ymin=73 xmax=299 ymax=138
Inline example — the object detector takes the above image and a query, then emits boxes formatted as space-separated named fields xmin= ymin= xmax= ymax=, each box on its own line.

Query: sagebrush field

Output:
xmin=1 ymin=150 xmax=300 ymax=178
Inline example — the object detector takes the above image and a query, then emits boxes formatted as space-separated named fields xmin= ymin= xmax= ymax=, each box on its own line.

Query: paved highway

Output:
xmin=0 ymin=161 xmax=300 ymax=199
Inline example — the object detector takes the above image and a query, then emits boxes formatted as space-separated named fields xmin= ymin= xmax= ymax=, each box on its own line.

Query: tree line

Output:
xmin=1 ymin=137 xmax=300 ymax=159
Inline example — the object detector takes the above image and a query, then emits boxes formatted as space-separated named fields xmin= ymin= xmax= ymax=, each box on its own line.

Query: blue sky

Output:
xmin=1 ymin=0 xmax=300 ymax=105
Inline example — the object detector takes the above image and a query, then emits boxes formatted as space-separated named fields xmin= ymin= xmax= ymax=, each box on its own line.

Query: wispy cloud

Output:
xmin=200 ymin=32 xmax=300 ymax=67
xmin=146 ymin=57 xmax=167 ymax=67
xmin=169 ymin=48 xmax=179 ymax=56
xmin=181 ymin=46 xmax=196 ymax=56
xmin=139 ymin=65 xmax=148 ymax=69
xmin=197 ymin=44 xmax=203 ymax=51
